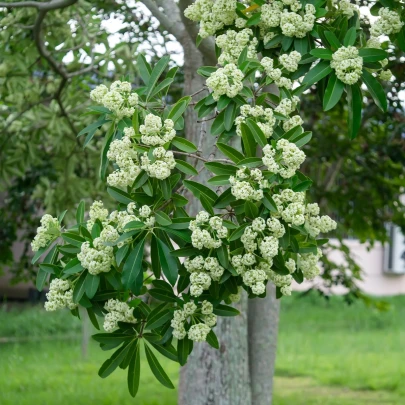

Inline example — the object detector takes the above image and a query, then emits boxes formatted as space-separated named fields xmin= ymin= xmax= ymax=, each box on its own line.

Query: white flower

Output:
xmin=189 ymin=213 xmax=227 ymax=250
xmin=331 ymin=46 xmax=363 ymax=85
xmin=370 ymin=8 xmax=403 ymax=38
xmin=188 ymin=323 xmax=211 ymax=342
xmin=103 ymin=299 xmax=136 ymax=332
xmin=44 ymin=278 xmax=77 ymax=311
xmin=140 ymin=147 xmax=176 ymax=180
xmin=206 ymin=64 xmax=244 ymax=100
xmin=31 ymin=214 xmax=60 ymax=252
xmin=140 ymin=114 xmax=176 ymax=146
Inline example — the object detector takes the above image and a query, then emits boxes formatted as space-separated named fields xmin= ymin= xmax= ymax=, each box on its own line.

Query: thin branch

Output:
xmin=0 ymin=0 xmax=76 ymax=10
xmin=172 ymin=150 xmax=232 ymax=164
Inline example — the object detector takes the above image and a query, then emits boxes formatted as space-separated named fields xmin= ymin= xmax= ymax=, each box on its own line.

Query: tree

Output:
xmin=0 ymin=0 xmax=404 ymax=404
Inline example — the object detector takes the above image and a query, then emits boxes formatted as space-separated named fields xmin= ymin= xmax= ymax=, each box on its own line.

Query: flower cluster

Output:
xmin=262 ymin=139 xmax=306 ymax=179
xmin=90 ymin=81 xmax=139 ymax=119
xmin=184 ymin=0 xmax=237 ymax=38
xmin=235 ymin=104 xmax=276 ymax=138
xmin=274 ymin=97 xmax=300 ymax=117
xmin=189 ymin=212 xmax=228 ymax=250
xmin=171 ymin=301 xmax=217 ymax=342
xmin=229 ymin=166 xmax=268 ymax=201
xmin=44 ymin=278 xmax=77 ymax=311
xmin=31 ymin=214 xmax=61 ymax=252
xmin=184 ymin=255 xmax=225 ymax=296
xmin=336 ymin=0 xmax=359 ymax=18
xmin=78 ymin=225 xmax=117 ymax=275
xmin=86 ymin=201 xmax=109 ymax=232
xmin=261 ymin=57 xmax=293 ymax=89
xmin=103 ymin=299 xmax=137 ymax=332
xmin=298 ymin=248 xmax=323 ymax=280
xmin=260 ymin=2 xmax=316 ymax=39
xmin=216 ymin=29 xmax=258 ymax=64
xmin=206 ymin=63 xmax=244 ymax=100
xmin=279 ymin=51 xmax=302 ymax=72
xmin=330 ymin=46 xmax=363 ymax=85
xmin=107 ymin=128 xmax=141 ymax=189
xmin=140 ymin=147 xmax=176 ymax=180
xmin=370 ymin=8 xmax=403 ymax=38
xmin=140 ymin=114 xmax=176 ymax=146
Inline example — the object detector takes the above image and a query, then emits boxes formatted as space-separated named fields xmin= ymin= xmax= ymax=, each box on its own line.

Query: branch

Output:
xmin=0 ymin=0 xmax=76 ymax=10
xmin=172 ymin=150 xmax=232 ymax=164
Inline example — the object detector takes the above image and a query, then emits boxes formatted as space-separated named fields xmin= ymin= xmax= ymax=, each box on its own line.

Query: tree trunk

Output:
xmin=178 ymin=28 xmax=280 ymax=405
xmin=248 ymin=284 xmax=280 ymax=405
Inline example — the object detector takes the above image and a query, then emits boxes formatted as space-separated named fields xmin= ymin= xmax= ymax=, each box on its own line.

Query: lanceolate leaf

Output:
xmin=323 ymin=72 xmax=345 ymax=111
xmin=361 ymin=69 xmax=387 ymax=112
xmin=122 ymin=238 xmax=145 ymax=290
xmin=128 ymin=340 xmax=141 ymax=397
xmin=144 ymin=343 xmax=175 ymax=389
xmin=98 ymin=342 xmax=132 ymax=378
xmin=73 ymin=270 xmax=88 ymax=303
xmin=145 ymin=55 xmax=170 ymax=101
xmin=85 ymin=272 xmax=100 ymax=299
xmin=216 ymin=142 xmax=244 ymax=163
xmin=157 ymin=239 xmax=178 ymax=285
xmin=346 ymin=83 xmax=362 ymax=139
xmin=302 ymin=60 xmax=333 ymax=87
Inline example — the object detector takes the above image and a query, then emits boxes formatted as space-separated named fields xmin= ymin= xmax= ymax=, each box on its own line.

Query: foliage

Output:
xmin=20 ymin=0 xmax=405 ymax=397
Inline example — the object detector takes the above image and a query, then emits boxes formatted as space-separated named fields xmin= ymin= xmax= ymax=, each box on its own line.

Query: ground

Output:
xmin=0 ymin=293 xmax=404 ymax=404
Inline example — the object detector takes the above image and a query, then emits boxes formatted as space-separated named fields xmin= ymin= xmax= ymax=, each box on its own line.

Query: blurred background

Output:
xmin=0 ymin=1 xmax=404 ymax=405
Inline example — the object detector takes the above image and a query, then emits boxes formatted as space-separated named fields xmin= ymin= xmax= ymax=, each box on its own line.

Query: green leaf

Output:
xmin=145 ymin=56 xmax=170 ymax=101
xmin=36 ymin=245 xmax=58 ymax=291
xmin=144 ymin=343 xmax=175 ymax=389
xmin=157 ymin=239 xmax=178 ymax=285
xmin=99 ymin=125 xmax=115 ymax=181
xmin=229 ymin=223 xmax=249 ymax=241
xmin=246 ymin=11 xmax=261 ymax=26
xmin=76 ymin=201 xmax=85 ymax=224
xmin=123 ymin=221 xmax=146 ymax=231
xmin=176 ymin=160 xmax=199 ymax=176
xmin=358 ymin=48 xmax=387 ymax=62
xmin=170 ymin=246 xmax=200 ymax=257
xmin=224 ymin=102 xmax=237 ymax=131
xmin=177 ymin=338 xmax=191 ymax=366
xmin=99 ymin=342 xmax=132 ymax=378
xmin=263 ymin=193 xmax=278 ymax=212
xmin=39 ymin=263 xmax=60 ymax=274
xmin=343 ymin=27 xmax=357 ymax=47
xmin=107 ymin=187 xmax=135 ymax=204
xmin=148 ymin=289 xmax=177 ymax=303
xmin=264 ymin=34 xmax=283 ymax=49
xmin=197 ymin=66 xmax=217 ymax=77
xmin=207 ymin=175 xmax=230 ymax=186
xmin=346 ymin=83 xmax=362 ymax=139
xmin=150 ymin=342 xmax=178 ymax=362
xmin=137 ymin=54 xmax=152 ymax=84
xmin=216 ymin=244 xmax=229 ymax=269
xmin=310 ymin=48 xmax=333 ymax=60
xmin=122 ymin=238 xmax=145 ymax=290
xmin=292 ymin=180 xmax=312 ymax=192
xmin=302 ymin=60 xmax=333 ymax=87
xmin=291 ymin=131 xmax=312 ymax=148
xmin=216 ymin=142 xmax=244 ymax=163
xmin=245 ymin=200 xmax=259 ymax=219
xmin=61 ymin=232 xmax=85 ymax=247
xmin=213 ymin=304 xmax=240 ymax=317
xmin=323 ymin=72 xmax=345 ymax=111
xmin=168 ymin=96 xmax=192 ymax=123
xmin=206 ymin=330 xmax=219 ymax=349
xmin=151 ymin=78 xmax=174 ymax=98
xmin=183 ymin=180 xmax=217 ymax=204
xmin=240 ymin=122 xmax=256 ymax=157
xmin=246 ymin=118 xmax=267 ymax=148
xmin=133 ymin=170 xmax=148 ymax=190
xmin=128 ymin=340 xmax=141 ymax=397
xmin=205 ymin=162 xmax=237 ymax=176
xmin=361 ymin=69 xmax=387 ymax=112
xmin=155 ymin=212 xmax=172 ymax=226
xmin=85 ymin=273 xmax=100 ymax=299
xmin=73 ymin=270 xmax=88 ymax=303
xmin=324 ymin=30 xmax=341 ymax=50
xmin=171 ymin=136 xmax=197 ymax=152
xmin=146 ymin=306 xmax=173 ymax=330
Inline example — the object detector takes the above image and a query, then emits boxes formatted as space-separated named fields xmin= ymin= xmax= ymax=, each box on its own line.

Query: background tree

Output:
xmin=0 ymin=1 xmax=404 ymax=405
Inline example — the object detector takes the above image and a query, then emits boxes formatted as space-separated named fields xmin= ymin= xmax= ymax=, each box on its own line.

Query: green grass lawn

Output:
xmin=0 ymin=294 xmax=404 ymax=404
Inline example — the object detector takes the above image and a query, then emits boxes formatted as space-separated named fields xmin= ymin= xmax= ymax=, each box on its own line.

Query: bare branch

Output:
xmin=0 ymin=0 xmax=76 ymax=10
xmin=172 ymin=150 xmax=232 ymax=164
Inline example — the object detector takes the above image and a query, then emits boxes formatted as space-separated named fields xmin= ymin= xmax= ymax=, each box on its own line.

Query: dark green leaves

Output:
xmin=98 ymin=342 xmax=132 ymax=378
xmin=240 ymin=122 xmax=257 ymax=157
xmin=145 ymin=55 xmax=170 ymax=101
xmin=361 ymin=69 xmax=387 ymax=112
xmin=216 ymin=143 xmax=243 ymax=163
xmin=157 ymin=239 xmax=178 ymax=286
xmin=144 ymin=343 xmax=175 ymax=389
xmin=128 ymin=340 xmax=141 ymax=397
xmin=122 ymin=238 xmax=145 ymax=291
xmin=323 ymin=73 xmax=345 ymax=111
xmin=168 ymin=96 xmax=192 ymax=123
xmin=358 ymin=48 xmax=387 ymax=62
xmin=346 ymin=83 xmax=362 ymax=139
xmin=107 ymin=187 xmax=135 ymax=204
xmin=310 ymin=48 xmax=333 ymax=60
xmin=246 ymin=118 xmax=267 ymax=148
xmin=73 ymin=270 xmax=88 ymax=303
xmin=302 ymin=61 xmax=333 ymax=87
xmin=213 ymin=304 xmax=240 ymax=317
xmin=171 ymin=136 xmax=197 ymax=152
xmin=343 ymin=27 xmax=357 ymax=47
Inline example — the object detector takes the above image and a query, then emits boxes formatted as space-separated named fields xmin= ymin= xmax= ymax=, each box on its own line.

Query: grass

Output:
xmin=0 ymin=294 xmax=404 ymax=404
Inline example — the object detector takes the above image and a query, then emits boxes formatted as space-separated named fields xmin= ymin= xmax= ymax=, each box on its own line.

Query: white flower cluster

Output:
xmin=171 ymin=301 xmax=216 ymax=341
xmin=184 ymin=255 xmax=225 ymax=296
xmin=139 ymin=114 xmax=176 ymax=146
xmin=370 ymin=8 xmax=403 ymax=38
xmin=261 ymin=57 xmax=293 ymax=89
xmin=189 ymin=212 xmax=228 ymax=250
xmin=274 ymin=96 xmax=300 ymax=117
xmin=206 ymin=64 xmax=244 ymax=100
xmin=336 ymin=0 xmax=359 ymax=18
xmin=216 ymin=29 xmax=258 ymax=64
xmin=78 ymin=225 xmax=117 ymax=275
xmin=228 ymin=286 xmax=242 ymax=303
xmin=140 ymin=147 xmax=176 ymax=180
xmin=103 ymin=299 xmax=137 ymax=332
xmin=31 ymin=214 xmax=61 ymax=252
xmin=86 ymin=200 xmax=109 ymax=232
xmin=271 ymin=189 xmax=337 ymax=233
xmin=184 ymin=0 xmax=237 ymax=38
xmin=262 ymin=139 xmax=306 ymax=179
xmin=90 ymin=81 xmax=139 ymax=119
xmin=279 ymin=51 xmax=302 ymax=72
xmin=235 ymin=104 xmax=276 ymax=138
xmin=260 ymin=2 xmax=316 ymax=39
xmin=107 ymin=128 xmax=141 ymax=190
xmin=298 ymin=248 xmax=323 ymax=280
xmin=330 ymin=46 xmax=363 ymax=85
xmin=267 ymin=268 xmax=293 ymax=296
xmin=44 ymin=278 xmax=77 ymax=311
xmin=229 ymin=166 xmax=268 ymax=201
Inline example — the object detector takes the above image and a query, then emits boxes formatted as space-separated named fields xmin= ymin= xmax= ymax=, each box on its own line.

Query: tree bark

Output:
xmin=248 ymin=284 xmax=280 ymax=405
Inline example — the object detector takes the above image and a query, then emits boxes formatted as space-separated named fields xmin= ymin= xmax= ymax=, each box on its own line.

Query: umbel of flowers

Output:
xmin=30 ymin=0 xmax=403 ymax=398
